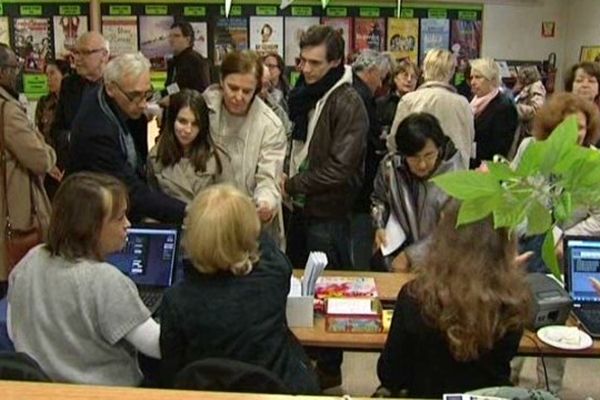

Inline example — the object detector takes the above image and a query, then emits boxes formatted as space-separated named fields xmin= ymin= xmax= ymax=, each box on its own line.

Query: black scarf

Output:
xmin=288 ymin=64 xmax=345 ymax=141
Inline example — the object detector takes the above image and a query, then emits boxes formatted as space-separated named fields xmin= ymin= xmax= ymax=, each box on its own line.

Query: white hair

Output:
xmin=470 ymin=58 xmax=502 ymax=88
xmin=103 ymin=52 xmax=150 ymax=85
xmin=77 ymin=31 xmax=110 ymax=54
xmin=352 ymin=49 xmax=391 ymax=76
xmin=423 ymin=49 xmax=456 ymax=83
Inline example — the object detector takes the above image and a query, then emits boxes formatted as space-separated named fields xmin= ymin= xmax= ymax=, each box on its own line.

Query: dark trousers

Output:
xmin=286 ymin=210 xmax=354 ymax=377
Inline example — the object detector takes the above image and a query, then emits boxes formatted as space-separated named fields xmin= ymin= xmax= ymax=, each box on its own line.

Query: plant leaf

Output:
xmin=492 ymin=192 xmax=531 ymax=229
xmin=487 ymin=161 xmax=517 ymax=181
xmin=526 ymin=200 xmax=552 ymax=235
xmin=542 ymin=229 xmax=561 ymax=280
xmin=516 ymin=141 xmax=546 ymax=176
xmin=539 ymin=115 xmax=579 ymax=174
xmin=457 ymin=196 xmax=500 ymax=226
xmin=554 ymin=192 xmax=572 ymax=223
xmin=431 ymin=171 xmax=501 ymax=200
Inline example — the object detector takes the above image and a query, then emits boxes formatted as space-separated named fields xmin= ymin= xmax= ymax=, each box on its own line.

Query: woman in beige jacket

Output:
xmin=0 ymin=55 xmax=56 ymax=288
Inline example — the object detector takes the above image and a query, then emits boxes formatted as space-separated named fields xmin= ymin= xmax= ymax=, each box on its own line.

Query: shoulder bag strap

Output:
xmin=0 ymin=100 xmax=10 ymax=230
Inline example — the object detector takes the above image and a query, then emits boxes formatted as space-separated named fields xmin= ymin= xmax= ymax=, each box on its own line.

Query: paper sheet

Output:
xmin=381 ymin=213 xmax=406 ymax=256
xmin=288 ymin=276 xmax=302 ymax=297
xmin=327 ymin=298 xmax=375 ymax=315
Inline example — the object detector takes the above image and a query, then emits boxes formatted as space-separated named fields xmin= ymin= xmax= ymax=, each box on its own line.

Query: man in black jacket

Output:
xmin=51 ymin=32 xmax=109 ymax=175
xmin=351 ymin=50 xmax=391 ymax=269
xmin=68 ymin=53 xmax=185 ymax=223
xmin=164 ymin=21 xmax=211 ymax=96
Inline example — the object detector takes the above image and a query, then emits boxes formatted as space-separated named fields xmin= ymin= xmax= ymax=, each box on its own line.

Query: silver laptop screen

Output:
xmin=566 ymin=238 xmax=600 ymax=303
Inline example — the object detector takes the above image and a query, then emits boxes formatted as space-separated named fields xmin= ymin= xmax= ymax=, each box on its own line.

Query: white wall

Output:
xmin=563 ymin=0 xmax=600 ymax=70
xmin=481 ymin=0 xmax=566 ymax=84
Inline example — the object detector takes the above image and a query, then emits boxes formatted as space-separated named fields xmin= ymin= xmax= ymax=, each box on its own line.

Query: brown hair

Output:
xmin=408 ymin=200 xmax=531 ymax=362
xmin=156 ymin=89 xmax=223 ymax=173
xmin=299 ymin=25 xmax=345 ymax=63
xmin=220 ymin=50 xmax=263 ymax=95
xmin=564 ymin=62 xmax=600 ymax=92
xmin=183 ymin=184 xmax=260 ymax=276
xmin=533 ymin=92 xmax=600 ymax=146
xmin=263 ymin=52 xmax=290 ymax=96
xmin=46 ymin=172 xmax=128 ymax=261
xmin=393 ymin=59 xmax=419 ymax=79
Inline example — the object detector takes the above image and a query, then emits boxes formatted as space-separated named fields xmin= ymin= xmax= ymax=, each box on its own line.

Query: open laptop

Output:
xmin=563 ymin=235 xmax=600 ymax=338
xmin=106 ymin=224 xmax=180 ymax=313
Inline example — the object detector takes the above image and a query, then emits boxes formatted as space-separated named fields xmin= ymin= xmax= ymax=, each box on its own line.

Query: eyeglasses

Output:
xmin=265 ymin=63 xmax=279 ymax=70
xmin=113 ymin=81 xmax=154 ymax=104
xmin=72 ymin=48 xmax=105 ymax=57
xmin=405 ymin=150 xmax=440 ymax=166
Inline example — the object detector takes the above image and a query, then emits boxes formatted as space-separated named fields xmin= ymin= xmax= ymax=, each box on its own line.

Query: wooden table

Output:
xmin=1 ymin=380 xmax=415 ymax=400
xmin=291 ymin=270 xmax=600 ymax=358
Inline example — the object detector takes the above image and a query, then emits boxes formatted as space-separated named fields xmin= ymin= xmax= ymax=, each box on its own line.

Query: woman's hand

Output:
xmin=391 ymin=252 xmax=410 ymax=273
xmin=590 ymin=277 xmax=600 ymax=295
xmin=374 ymin=228 xmax=387 ymax=249
xmin=256 ymin=201 xmax=274 ymax=223
xmin=48 ymin=166 xmax=64 ymax=182
xmin=514 ymin=251 xmax=534 ymax=269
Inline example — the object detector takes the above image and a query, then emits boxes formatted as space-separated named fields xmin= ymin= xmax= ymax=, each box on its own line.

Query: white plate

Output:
xmin=537 ymin=325 xmax=593 ymax=350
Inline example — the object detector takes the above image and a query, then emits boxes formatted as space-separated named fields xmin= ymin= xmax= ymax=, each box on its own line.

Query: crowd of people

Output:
xmin=1 ymin=20 xmax=600 ymax=398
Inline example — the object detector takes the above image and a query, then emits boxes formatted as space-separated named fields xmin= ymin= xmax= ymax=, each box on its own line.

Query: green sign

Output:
xmin=184 ymin=6 xmax=206 ymax=17
xmin=400 ymin=8 xmax=414 ymax=18
xmin=150 ymin=71 xmax=167 ymax=91
xmin=59 ymin=5 xmax=81 ymax=15
xmin=428 ymin=8 xmax=448 ymax=19
xmin=291 ymin=6 xmax=312 ymax=17
xmin=290 ymin=71 xmax=300 ymax=88
xmin=20 ymin=5 xmax=43 ymax=16
xmin=23 ymin=74 xmax=48 ymax=98
xmin=256 ymin=6 xmax=277 ymax=16
xmin=458 ymin=10 xmax=478 ymax=21
xmin=145 ymin=5 xmax=167 ymax=15
xmin=0 ymin=4 xmax=4 ymax=15
xmin=326 ymin=7 xmax=347 ymax=17
xmin=220 ymin=5 xmax=242 ymax=17
xmin=109 ymin=5 xmax=131 ymax=15
xmin=360 ymin=8 xmax=380 ymax=18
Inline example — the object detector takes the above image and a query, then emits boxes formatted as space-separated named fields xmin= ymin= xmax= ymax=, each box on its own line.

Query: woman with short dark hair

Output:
xmin=371 ymin=112 xmax=463 ymax=271
xmin=7 ymin=172 xmax=160 ymax=386
xmin=564 ymin=61 xmax=600 ymax=105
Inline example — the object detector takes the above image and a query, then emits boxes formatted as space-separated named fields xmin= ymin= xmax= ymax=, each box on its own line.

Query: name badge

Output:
xmin=166 ymin=83 xmax=180 ymax=95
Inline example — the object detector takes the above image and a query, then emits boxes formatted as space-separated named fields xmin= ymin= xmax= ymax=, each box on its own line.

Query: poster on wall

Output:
xmin=321 ymin=18 xmax=352 ymax=60
xmin=214 ymin=18 xmax=248 ymax=66
xmin=284 ymin=16 xmax=320 ymax=66
xmin=102 ymin=16 xmax=139 ymax=57
xmin=420 ymin=19 xmax=450 ymax=63
xmin=139 ymin=16 xmax=174 ymax=70
xmin=0 ymin=17 xmax=10 ymax=45
xmin=250 ymin=16 xmax=283 ymax=57
xmin=190 ymin=22 xmax=208 ymax=58
xmin=580 ymin=46 xmax=600 ymax=62
xmin=13 ymin=18 xmax=52 ymax=73
xmin=387 ymin=18 xmax=419 ymax=63
xmin=451 ymin=20 xmax=482 ymax=68
xmin=53 ymin=16 xmax=88 ymax=60
xmin=354 ymin=18 xmax=385 ymax=52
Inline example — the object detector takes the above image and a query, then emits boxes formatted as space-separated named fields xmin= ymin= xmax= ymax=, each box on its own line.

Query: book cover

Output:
xmin=0 ymin=17 xmax=9 ymax=45
xmin=354 ymin=18 xmax=385 ymax=52
xmin=101 ymin=16 xmax=139 ymax=57
xmin=321 ymin=17 xmax=353 ymax=61
xmin=250 ymin=16 xmax=283 ymax=57
xmin=139 ymin=16 xmax=174 ymax=70
xmin=315 ymin=276 xmax=378 ymax=299
xmin=387 ymin=17 xmax=419 ymax=63
xmin=13 ymin=18 xmax=52 ymax=73
xmin=284 ymin=16 xmax=320 ymax=66
xmin=420 ymin=18 xmax=450 ymax=63
xmin=53 ymin=16 xmax=88 ymax=61
xmin=190 ymin=22 xmax=208 ymax=58
xmin=451 ymin=20 xmax=482 ymax=68
xmin=214 ymin=17 xmax=248 ymax=66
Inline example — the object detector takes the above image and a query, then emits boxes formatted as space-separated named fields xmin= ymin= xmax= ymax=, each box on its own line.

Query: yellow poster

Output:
xmin=580 ymin=46 xmax=600 ymax=63
xmin=387 ymin=18 xmax=419 ymax=64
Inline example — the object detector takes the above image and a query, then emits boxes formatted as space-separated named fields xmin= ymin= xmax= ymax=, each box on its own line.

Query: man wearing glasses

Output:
xmin=51 ymin=32 xmax=109 ymax=178
xmin=68 ymin=53 xmax=185 ymax=224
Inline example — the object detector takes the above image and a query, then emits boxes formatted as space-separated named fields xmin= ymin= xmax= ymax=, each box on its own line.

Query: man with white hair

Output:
xmin=351 ymin=49 xmax=391 ymax=268
xmin=68 ymin=53 xmax=186 ymax=223
xmin=51 ymin=31 xmax=110 ymax=177
xmin=387 ymin=48 xmax=474 ymax=168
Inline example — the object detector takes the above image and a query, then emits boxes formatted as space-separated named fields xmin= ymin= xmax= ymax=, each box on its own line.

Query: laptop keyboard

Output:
xmin=575 ymin=307 xmax=600 ymax=337
xmin=140 ymin=291 xmax=163 ymax=313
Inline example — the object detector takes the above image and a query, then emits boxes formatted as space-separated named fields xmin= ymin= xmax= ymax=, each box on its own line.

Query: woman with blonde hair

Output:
xmin=470 ymin=58 xmax=518 ymax=166
xmin=388 ymin=49 xmax=474 ymax=168
xmin=159 ymin=184 xmax=319 ymax=393
xmin=377 ymin=200 xmax=531 ymax=398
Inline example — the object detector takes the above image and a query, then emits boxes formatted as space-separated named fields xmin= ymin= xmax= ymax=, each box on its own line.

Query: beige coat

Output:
xmin=0 ymin=87 xmax=56 ymax=280
xmin=387 ymin=81 xmax=474 ymax=168
xmin=147 ymin=145 xmax=225 ymax=204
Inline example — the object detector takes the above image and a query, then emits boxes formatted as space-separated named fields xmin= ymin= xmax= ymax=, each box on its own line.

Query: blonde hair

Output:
xmin=470 ymin=58 xmax=502 ymax=88
xmin=422 ymin=49 xmax=456 ymax=83
xmin=183 ymin=184 xmax=260 ymax=276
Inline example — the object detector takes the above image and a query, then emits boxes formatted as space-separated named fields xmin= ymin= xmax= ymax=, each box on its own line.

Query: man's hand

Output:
xmin=391 ymin=251 xmax=410 ymax=273
xmin=374 ymin=229 xmax=387 ymax=250
xmin=590 ymin=277 xmax=600 ymax=295
xmin=48 ymin=166 xmax=64 ymax=182
xmin=514 ymin=251 xmax=534 ymax=269
xmin=257 ymin=201 xmax=274 ymax=223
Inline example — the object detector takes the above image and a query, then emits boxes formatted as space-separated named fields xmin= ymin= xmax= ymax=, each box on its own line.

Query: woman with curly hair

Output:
xmin=377 ymin=200 xmax=531 ymax=398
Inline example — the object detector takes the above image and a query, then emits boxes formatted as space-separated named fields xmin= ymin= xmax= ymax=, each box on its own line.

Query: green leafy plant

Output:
xmin=432 ymin=116 xmax=600 ymax=279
